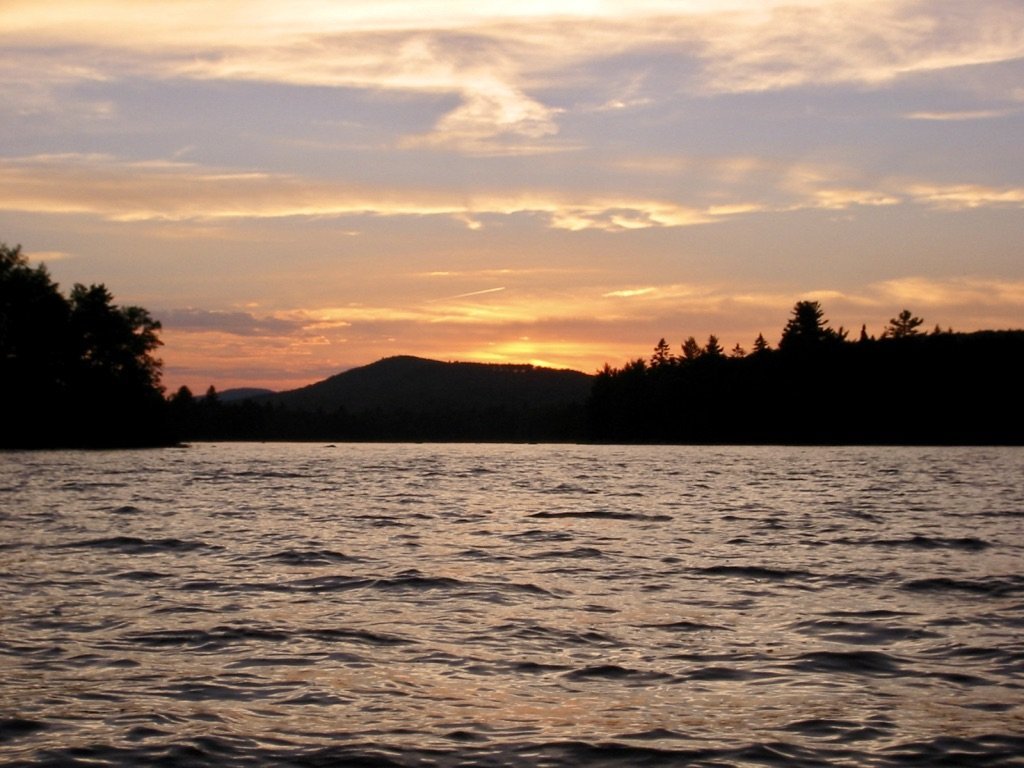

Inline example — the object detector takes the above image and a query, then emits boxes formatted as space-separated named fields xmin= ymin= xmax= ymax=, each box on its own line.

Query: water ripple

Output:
xmin=1 ymin=443 xmax=1022 ymax=768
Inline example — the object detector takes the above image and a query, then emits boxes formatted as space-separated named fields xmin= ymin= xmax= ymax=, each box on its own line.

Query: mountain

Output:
xmin=266 ymin=355 xmax=593 ymax=414
xmin=216 ymin=387 xmax=276 ymax=402
xmin=172 ymin=356 xmax=594 ymax=442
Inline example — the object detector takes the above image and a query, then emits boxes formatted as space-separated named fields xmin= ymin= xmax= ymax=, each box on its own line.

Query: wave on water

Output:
xmin=9 ymin=735 xmax=1024 ymax=768
xmin=2 ymin=443 xmax=1023 ymax=768
xmin=839 ymin=534 xmax=993 ymax=551
xmin=59 ymin=536 xmax=220 ymax=554
xmin=528 ymin=509 xmax=673 ymax=521
xmin=642 ymin=619 xmax=732 ymax=633
xmin=261 ymin=548 xmax=356 ymax=566
xmin=692 ymin=564 xmax=815 ymax=581
xmin=788 ymin=649 xmax=905 ymax=677
xmin=902 ymin=575 xmax=1024 ymax=597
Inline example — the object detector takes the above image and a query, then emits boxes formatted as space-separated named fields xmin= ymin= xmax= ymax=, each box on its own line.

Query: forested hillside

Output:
xmin=1 ymin=243 xmax=171 ymax=448
xmin=5 ymin=236 xmax=1021 ymax=447
xmin=169 ymin=356 xmax=592 ymax=442
xmin=587 ymin=301 xmax=1024 ymax=444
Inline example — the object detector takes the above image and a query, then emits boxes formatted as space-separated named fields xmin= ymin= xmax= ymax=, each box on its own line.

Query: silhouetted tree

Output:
xmin=585 ymin=298 xmax=1023 ymax=445
xmin=681 ymin=336 xmax=702 ymax=361
xmin=730 ymin=343 xmax=746 ymax=358
xmin=704 ymin=334 xmax=724 ymax=358
xmin=1 ymin=243 xmax=71 ymax=406
xmin=752 ymin=333 xmax=770 ymax=354
xmin=1 ymin=241 xmax=170 ymax=447
xmin=651 ymin=338 xmax=673 ymax=367
xmin=69 ymin=283 xmax=163 ymax=395
xmin=885 ymin=309 xmax=924 ymax=338
xmin=779 ymin=300 xmax=843 ymax=351
xmin=171 ymin=385 xmax=195 ymax=405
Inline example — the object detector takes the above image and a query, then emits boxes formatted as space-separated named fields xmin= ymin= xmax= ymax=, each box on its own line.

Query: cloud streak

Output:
xmin=158 ymin=308 xmax=311 ymax=336
xmin=3 ymin=154 xmax=1020 ymax=236
xmin=156 ymin=274 xmax=1024 ymax=390
xmin=3 ymin=1 xmax=1021 ymax=391
xmin=4 ymin=1 xmax=1022 ymax=149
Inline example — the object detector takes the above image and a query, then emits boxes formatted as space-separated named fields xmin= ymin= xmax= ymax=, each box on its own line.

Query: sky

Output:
xmin=3 ymin=0 xmax=1023 ymax=393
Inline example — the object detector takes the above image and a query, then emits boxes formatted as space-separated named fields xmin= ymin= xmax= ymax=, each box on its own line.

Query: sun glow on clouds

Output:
xmin=905 ymin=109 xmax=1019 ymax=121
xmin=0 ymin=155 xmax=732 ymax=229
xmin=5 ymin=1 xmax=1023 ymax=149
xmin=3 ymin=0 xmax=1023 ymax=390
xmin=5 ymin=154 xmax=1021 ymax=234
xmin=156 ymin=275 xmax=1024 ymax=391
xmin=604 ymin=288 xmax=656 ymax=298
xmin=875 ymin=277 xmax=1024 ymax=309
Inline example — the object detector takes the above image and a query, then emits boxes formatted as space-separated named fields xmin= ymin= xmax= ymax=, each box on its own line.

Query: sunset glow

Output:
xmin=3 ymin=0 xmax=1022 ymax=391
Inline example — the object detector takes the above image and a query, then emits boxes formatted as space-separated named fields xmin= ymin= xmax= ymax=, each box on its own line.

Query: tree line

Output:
xmin=1 ymin=243 xmax=172 ymax=448
xmin=165 ymin=386 xmax=586 ymax=443
xmin=587 ymin=300 xmax=1023 ymax=444
xmin=3 ymin=240 xmax=1021 ymax=446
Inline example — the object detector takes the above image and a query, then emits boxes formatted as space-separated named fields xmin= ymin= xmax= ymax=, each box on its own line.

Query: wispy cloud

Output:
xmin=25 ymin=249 xmax=75 ymax=263
xmin=0 ymin=154 xmax=734 ymax=229
xmin=5 ymin=1 xmax=1022 ymax=149
xmin=603 ymin=288 xmax=657 ymax=298
xmin=690 ymin=0 xmax=1024 ymax=93
xmin=4 ymin=1 xmax=1021 ymax=391
xmin=906 ymin=183 xmax=1024 ymax=208
xmin=158 ymin=308 xmax=311 ymax=336
xmin=904 ymin=109 xmax=1018 ymax=121
xmin=157 ymin=273 xmax=1024 ymax=390
xmin=429 ymin=286 xmax=508 ymax=302
xmin=5 ymin=154 xmax=1019 ymax=236
xmin=873 ymin=276 xmax=1024 ymax=308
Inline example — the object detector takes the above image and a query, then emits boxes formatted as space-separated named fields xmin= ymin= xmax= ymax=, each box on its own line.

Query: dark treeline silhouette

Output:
xmin=1 ymin=243 xmax=172 ymax=448
xmin=4 ymin=237 xmax=1021 ymax=447
xmin=587 ymin=300 xmax=1024 ymax=445
xmin=167 ymin=357 xmax=591 ymax=443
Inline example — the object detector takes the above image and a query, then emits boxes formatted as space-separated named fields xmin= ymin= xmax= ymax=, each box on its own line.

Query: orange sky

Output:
xmin=3 ymin=1 xmax=1023 ymax=392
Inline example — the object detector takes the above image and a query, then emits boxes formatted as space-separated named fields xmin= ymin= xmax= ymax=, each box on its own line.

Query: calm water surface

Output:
xmin=1 ymin=443 xmax=1022 ymax=767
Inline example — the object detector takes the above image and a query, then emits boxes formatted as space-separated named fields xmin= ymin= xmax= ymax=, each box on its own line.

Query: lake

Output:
xmin=1 ymin=443 xmax=1022 ymax=767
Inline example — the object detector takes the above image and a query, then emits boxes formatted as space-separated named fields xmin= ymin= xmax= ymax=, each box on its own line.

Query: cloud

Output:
xmin=904 ymin=109 xmax=1019 ymax=121
xmin=906 ymin=183 xmax=1024 ymax=209
xmin=689 ymin=0 xmax=1024 ymax=93
xmin=603 ymin=288 xmax=656 ymax=298
xmin=159 ymin=308 xmax=311 ymax=336
xmin=5 ymin=1 xmax=1020 ymax=394
xmin=0 ymin=154 xmax=739 ymax=229
xmin=419 ymin=267 xmax=582 ymax=278
xmin=4 ymin=152 xmax=1020 ymax=243
xmin=156 ymin=277 xmax=1023 ymax=346
xmin=154 ymin=272 xmax=1024 ymax=391
xmin=25 ymin=249 xmax=74 ymax=263
xmin=6 ymin=0 xmax=1022 ymax=155
xmin=397 ymin=58 xmax=563 ymax=154
xmin=430 ymin=287 xmax=508 ymax=302
xmin=873 ymin=276 xmax=1024 ymax=308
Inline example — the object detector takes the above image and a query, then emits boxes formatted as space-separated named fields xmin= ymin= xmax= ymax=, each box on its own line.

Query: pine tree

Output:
xmin=779 ymin=300 xmax=842 ymax=351
xmin=651 ymin=337 xmax=674 ymax=367
xmin=704 ymin=334 xmax=724 ymax=357
xmin=885 ymin=309 xmax=924 ymax=338
xmin=681 ymin=336 xmax=702 ymax=361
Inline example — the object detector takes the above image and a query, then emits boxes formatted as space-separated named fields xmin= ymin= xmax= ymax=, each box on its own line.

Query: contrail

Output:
xmin=431 ymin=286 xmax=507 ymax=302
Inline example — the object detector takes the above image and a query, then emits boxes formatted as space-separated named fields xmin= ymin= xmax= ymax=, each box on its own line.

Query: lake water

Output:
xmin=1 ymin=443 xmax=1023 ymax=767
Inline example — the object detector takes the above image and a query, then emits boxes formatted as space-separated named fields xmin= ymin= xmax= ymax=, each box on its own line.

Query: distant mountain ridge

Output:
xmin=217 ymin=387 xmax=276 ymax=402
xmin=263 ymin=355 xmax=593 ymax=414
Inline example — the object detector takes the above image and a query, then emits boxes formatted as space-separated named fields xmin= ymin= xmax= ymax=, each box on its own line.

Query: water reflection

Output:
xmin=1 ymin=444 xmax=1022 ymax=766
